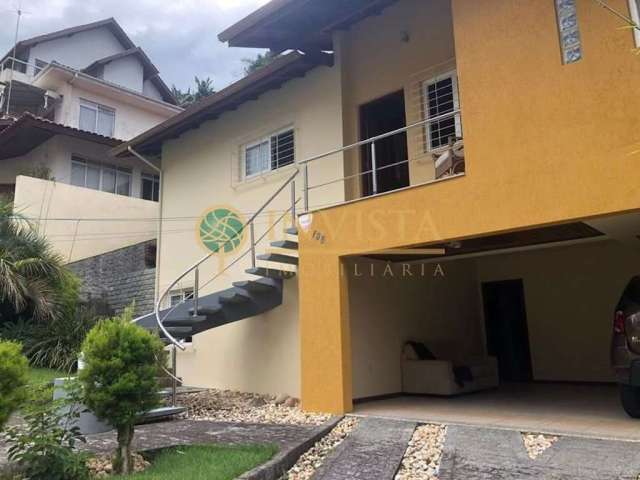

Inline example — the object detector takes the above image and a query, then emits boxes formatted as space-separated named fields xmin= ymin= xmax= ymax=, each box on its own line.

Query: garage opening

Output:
xmin=348 ymin=214 xmax=640 ymax=440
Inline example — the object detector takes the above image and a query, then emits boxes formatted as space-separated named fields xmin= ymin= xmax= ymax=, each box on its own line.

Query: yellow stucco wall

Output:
xmin=299 ymin=0 xmax=640 ymax=413
xmin=159 ymin=64 xmax=344 ymax=396
xmin=336 ymin=0 xmax=456 ymax=199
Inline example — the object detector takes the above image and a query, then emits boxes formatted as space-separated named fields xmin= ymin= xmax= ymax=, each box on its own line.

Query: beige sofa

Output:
xmin=401 ymin=342 xmax=499 ymax=396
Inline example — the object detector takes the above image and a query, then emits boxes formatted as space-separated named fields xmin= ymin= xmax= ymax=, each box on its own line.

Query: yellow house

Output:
xmin=117 ymin=0 xmax=640 ymax=428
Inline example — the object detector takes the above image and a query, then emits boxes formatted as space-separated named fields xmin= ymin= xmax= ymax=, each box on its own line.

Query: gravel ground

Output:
xmin=395 ymin=424 xmax=447 ymax=480
xmin=178 ymin=389 xmax=331 ymax=426
xmin=87 ymin=453 xmax=150 ymax=477
xmin=522 ymin=432 xmax=558 ymax=459
xmin=281 ymin=417 xmax=358 ymax=480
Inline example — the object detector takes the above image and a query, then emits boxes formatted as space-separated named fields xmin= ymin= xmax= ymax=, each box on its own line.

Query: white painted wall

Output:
xmin=54 ymin=82 xmax=171 ymax=140
xmin=27 ymin=27 xmax=124 ymax=74
xmin=13 ymin=175 xmax=159 ymax=262
xmin=142 ymin=79 xmax=163 ymax=102
xmin=348 ymin=258 xmax=483 ymax=399
xmin=103 ymin=55 xmax=144 ymax=93
xmin=348 ymin=240 xmax=640 ymax=398
xmin=476 ymin=240 xmax=640 ymax=383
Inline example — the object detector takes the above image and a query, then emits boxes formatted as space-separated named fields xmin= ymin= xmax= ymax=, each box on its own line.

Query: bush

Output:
xmin=5 ymin=384 xmax=89 ymax=480
xmin=0 ymin=199 xmax=68 ymax=323
xmin=79 ymin=308 xmax=165 ymax=475
xmin=0 ymin=341 xmax=28 ymax=429
xmin=1 ymin=297 xmax=109 ymax=372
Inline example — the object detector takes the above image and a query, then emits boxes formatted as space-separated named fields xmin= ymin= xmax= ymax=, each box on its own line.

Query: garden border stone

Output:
xmin=239 ymin=415 xmax=343 ymax=480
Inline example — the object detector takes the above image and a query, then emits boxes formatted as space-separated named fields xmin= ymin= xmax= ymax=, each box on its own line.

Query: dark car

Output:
xmin=611 ymin=275 xmax=640 ymax=418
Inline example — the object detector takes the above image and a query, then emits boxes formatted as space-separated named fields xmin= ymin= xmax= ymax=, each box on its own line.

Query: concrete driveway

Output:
xmin=312 ymin=416 xmax=640 ymax=479
xmin=355 ymin=383 xmax=640 ymax=441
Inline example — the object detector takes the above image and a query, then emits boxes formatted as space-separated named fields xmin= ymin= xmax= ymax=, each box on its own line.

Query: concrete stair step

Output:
xmin=161 ymin=326 xmax=193 ymax=340
xmin=137 ymin=406 xmax=187 ymax=424
xmin=256 ymin=258 xmax=297 ymax=272
xmin=257 ymin=252 xmax=299 ymax=265
xmin=188 ymin=305 xmax=222 ymax=316
xmin=271 ymin=239 xmax=298 ymax=250
xmin=246 ymin=267 xmax=296 ymax=279
xmin=219 ymin=289 xmax=252 ymax=305
xmin=163 ymin=315 xmax=206 ymax=327
xmin=266 ymin=246 xmax=299 ymax=258
xmin=233 ymin=280 xmax=278 ymax=293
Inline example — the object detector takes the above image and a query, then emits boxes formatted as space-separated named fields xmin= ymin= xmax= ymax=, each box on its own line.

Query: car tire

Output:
xmin=620 ymin=384 xmax=640 ymax=418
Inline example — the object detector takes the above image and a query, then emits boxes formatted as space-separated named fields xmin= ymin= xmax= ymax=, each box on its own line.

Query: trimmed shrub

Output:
xmin=5 ymin=383 xmax=89 ymax=480
xmin=0 ymin=341 xmax=28 ymax=429
xmin=79 ymin=308 xmax=165 ymax=474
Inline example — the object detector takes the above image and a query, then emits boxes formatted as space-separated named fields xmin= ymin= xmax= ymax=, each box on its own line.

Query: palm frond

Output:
xmin=0 ymin=258 xmax=28 ymax=312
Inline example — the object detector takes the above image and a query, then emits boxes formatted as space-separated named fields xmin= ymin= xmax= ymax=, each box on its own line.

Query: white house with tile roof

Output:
xmin=0 ymin=18 xmax=182 ymax=262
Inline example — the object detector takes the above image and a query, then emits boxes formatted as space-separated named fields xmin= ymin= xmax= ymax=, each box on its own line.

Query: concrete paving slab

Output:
xmin=311 ymin=417 xmax=416 ymax=480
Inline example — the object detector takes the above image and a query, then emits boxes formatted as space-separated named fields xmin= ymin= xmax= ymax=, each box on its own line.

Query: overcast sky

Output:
xmin=0 ymin=0 xmax=270 ymax=91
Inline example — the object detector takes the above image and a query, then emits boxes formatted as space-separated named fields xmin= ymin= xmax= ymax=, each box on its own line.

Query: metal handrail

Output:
xmin=0 ymin=56 xmax=43 ymax=75
xmin=299 ymin=109 xmax=461 ymax=209
xmin=298 ymin=109 xmax=460 ymax=166
xmin=154 ymin=169 xmax=300 ymax=350
xmin=156 ymin=197 xmax=300 ymax=331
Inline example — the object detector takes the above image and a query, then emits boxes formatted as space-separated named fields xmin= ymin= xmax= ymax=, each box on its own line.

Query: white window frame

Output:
xmin=70 ymin=157 xmax=132 ymax=196
xmin=167 ymin=288 xmax=194 ymax=308
xmin=422 ymin=70 xmax=462 ymax=152
xmin=629 ymin=0 xmax=640 ymax=47
xmin=141 ymin=173 xmax=160 ymax=202
xmin=243 ymin=127 xmax=295 ymax=179
xmin=79 ymin=99 xmax=116 ymax=137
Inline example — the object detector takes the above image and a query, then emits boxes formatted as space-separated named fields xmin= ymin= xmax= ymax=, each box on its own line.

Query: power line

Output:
xmin=9 ymin=208 xmax=297 ymax=223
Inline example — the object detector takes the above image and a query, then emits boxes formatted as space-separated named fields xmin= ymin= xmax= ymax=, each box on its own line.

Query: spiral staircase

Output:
xmin=134 ymin=226 xmax=299 ymax=341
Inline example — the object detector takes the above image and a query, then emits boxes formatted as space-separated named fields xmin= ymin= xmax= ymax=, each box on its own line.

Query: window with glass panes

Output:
xmin=141 ymin=173 xmax=160 ymax=202
xmin=423 ymin=72 xmax=462 ymax=150
xmin=71 ymin=157 xmax=131 ymax=196
xmin=244 ymin=128 xmax=294 ymax=177
xmin=169 ymin=288 xmax=194 ymax=307
xmin=79 ymin=99 xmax=115 ymax=137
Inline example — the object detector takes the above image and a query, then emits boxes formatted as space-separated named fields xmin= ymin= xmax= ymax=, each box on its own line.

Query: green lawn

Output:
xmin=113 ymin=445 xmax=277 ymax=480
xmin=27 ymin=367 xmax=64 ymax=386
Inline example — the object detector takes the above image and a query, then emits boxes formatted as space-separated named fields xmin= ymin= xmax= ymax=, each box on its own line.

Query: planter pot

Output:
xmin=53 ymin=377 xmax=112 ymax=435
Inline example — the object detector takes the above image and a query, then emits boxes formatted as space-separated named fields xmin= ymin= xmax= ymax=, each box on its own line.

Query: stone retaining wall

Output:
xmin=68 ymin=240 xmax=156 ymax=317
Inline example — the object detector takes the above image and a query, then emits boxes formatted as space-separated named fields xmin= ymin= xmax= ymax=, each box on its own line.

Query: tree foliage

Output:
xmin=170 ymin=76 xmax=215 ymax=107
xmin=0 ymin=340 xmax=29 ymax=429
xmin=0 ymin=199 xmax=67 ymax=323
xmin=78 ymin=308 xmax=165 ymax=474
xmin=5 ymin=383 xmax=89 ymax=480
xmin=242 ymin=51 xmax=278 ymax=76
xmin=1 ymin=298 xmax=108 ymax=372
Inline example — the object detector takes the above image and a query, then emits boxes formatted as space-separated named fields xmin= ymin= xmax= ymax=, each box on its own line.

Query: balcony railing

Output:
xmin=0 ymin=57 xmax=44 ymax=79
xmin=299 ymin=110 xmax=464 ymax=212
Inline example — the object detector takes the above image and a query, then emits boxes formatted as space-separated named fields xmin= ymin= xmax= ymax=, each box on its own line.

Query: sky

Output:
xmin=0 ymin=0 xmax=270 ymax=91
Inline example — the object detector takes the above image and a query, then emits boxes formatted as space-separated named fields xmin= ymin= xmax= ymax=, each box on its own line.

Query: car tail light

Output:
xmin=614 ymin=310 xmax=626 ymax=334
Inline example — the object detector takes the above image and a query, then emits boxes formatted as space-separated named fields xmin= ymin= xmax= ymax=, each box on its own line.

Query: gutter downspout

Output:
xmin=128 ymin=146 xmax=163 ymax=304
